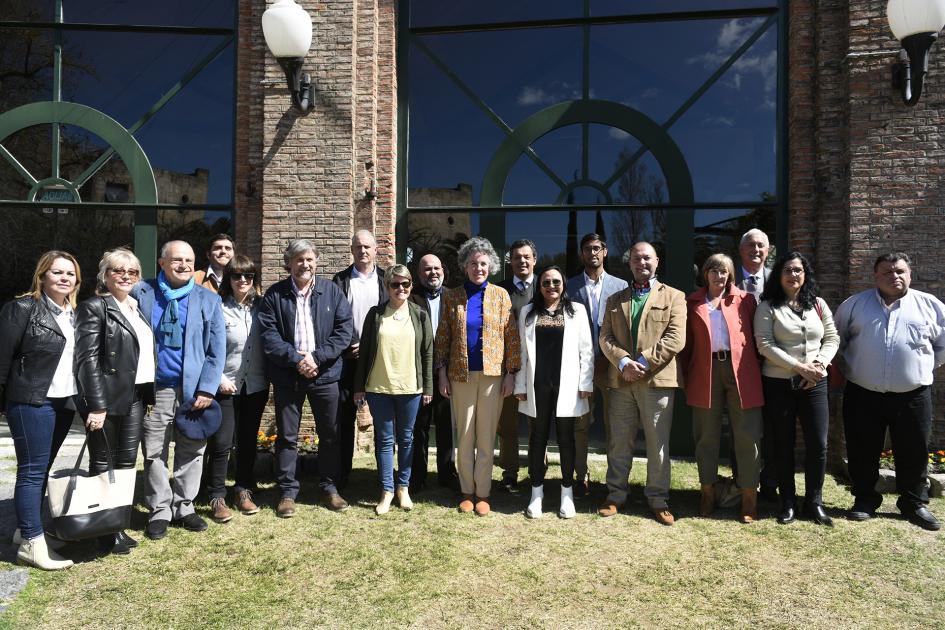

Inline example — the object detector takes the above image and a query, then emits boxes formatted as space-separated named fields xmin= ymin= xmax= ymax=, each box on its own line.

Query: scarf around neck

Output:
xmin=157 ymin=271 xmax=195 ymax=349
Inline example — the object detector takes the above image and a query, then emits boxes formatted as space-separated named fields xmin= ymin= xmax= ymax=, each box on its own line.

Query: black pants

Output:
xmin=274 ymin=381 xmax=340 ymax=498
xmin=410 ymin=390 xmax=455 ymax=487
xmin=528 ymin=384 xmax=575 ymax=488
xmin=762 ymin=376 xmax=828 ymax=506
xmin=336 ymin=357 xmax=357 ymax=485
xmin=208 ymin=388 xmax=270 ymax=498
xmin=843 ymin=382 xmax=931 ymax=511
xmin=87 ymin=392 xmax=146 ymax=475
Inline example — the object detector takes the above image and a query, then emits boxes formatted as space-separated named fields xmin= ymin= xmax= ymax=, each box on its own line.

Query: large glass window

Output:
xmin=403 ymin=3 xmax=783 ymax=290
xmin=0 ymin=2 xmax=236 ymax=301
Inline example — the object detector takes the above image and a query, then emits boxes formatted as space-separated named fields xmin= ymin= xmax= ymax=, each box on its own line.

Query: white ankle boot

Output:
xmin=525 ymin=486 xmax=543 ymax=519
xmin=17 ymin=535 xmax=73 ymax=570
xmin=559 ymin=485 xmax=576 ymax=519
xmin=12 ymin=528 xmax=67 ymax=552
xmin=375 ymin=491 xmax=395 ymax=515
xmin=395 ymin=485 xmax=413 ymax=511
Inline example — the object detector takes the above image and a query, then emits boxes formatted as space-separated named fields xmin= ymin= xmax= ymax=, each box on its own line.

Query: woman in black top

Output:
xmin=514 ymin=266 xmax=593 ymax=519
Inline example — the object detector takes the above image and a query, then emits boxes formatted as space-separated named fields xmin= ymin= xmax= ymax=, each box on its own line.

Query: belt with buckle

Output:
xmin=713 ymin=350 xmax=729 ymax=361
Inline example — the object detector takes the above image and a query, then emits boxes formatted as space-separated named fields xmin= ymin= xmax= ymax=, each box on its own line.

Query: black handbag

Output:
xmin=46 ymin=433 xmax=135 ymax=541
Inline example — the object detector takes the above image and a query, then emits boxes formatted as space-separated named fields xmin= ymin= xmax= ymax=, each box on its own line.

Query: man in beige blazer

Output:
xmin=598 ymin=242 xmax=686 ymax=526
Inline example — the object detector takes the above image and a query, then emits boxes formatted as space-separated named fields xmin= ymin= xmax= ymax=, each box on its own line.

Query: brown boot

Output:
xmin=700 ymin=484 xmax=715 ymax=517
xmin=740 ymin=488 xmax=758 ymax=524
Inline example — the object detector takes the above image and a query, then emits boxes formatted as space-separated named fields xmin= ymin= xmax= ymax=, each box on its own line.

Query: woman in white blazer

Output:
xmin=514 ymin=265 xmax=593 ymax=519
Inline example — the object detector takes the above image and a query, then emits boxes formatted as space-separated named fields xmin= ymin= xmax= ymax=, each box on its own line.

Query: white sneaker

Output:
xmin=375 ymin=491 xmax=395 ymax=515
xmin=17 ymin=536 xmax=73 ymax=570
xmin=559 ymin=485 xmax=576 ymax=519
xmin=525 ymin=486 xmax=543 ymax=519
xmin=395 ymin=485 xmax=413 ymax=511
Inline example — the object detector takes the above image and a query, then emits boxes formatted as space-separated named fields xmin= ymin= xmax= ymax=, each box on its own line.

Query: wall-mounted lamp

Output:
xmin=888 ymin=0 xmax=945 ymax=105
xmin=262 ymin=0 xmax=314 ymax=114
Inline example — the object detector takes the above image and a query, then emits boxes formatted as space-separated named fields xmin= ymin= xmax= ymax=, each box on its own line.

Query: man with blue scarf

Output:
xmin=132 ymin=240 xmax=226 ymax=540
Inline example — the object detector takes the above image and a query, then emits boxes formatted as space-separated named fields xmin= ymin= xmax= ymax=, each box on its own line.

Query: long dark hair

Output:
xmin=219 ymin=255 xmax=262 ymax=304
xmin=525 ymin=265 xmax=575 ymax=322
xmin=759 ymin=251 xmax=820 ymax=310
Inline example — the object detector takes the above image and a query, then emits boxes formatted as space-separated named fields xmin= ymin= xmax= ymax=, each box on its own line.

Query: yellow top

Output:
xmin=365 ymin=304 xmax=420 ymax=394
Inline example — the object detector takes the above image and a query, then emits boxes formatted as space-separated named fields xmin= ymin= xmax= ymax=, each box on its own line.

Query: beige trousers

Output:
xmin=450 ymin=372 xmax=503 ymax=497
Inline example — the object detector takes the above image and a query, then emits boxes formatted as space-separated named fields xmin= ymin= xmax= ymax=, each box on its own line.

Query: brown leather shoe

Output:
xmin=458 ymin=495 xmax=475 ymax=513
xmin=700 ymin=484 xmax=715 ymax=517
xmin=277 ymin=497 xmax=296 ymax=518
xmin=210 ymin=497 xmax=233 ymax=523
xmin=235 ymin=490 xmax=259 ymax=515
xmin=598 ymin=501 xmax=619 ymax=517
xmin=740 ymin=488 xmax=758 ymax=524
xmin=323 ymin=493 xmax=350 ymax=512
xmin=474 ymin=496 xmax=491 ymax=517
xmin=652 ymin=507 xmax=675 ymax=526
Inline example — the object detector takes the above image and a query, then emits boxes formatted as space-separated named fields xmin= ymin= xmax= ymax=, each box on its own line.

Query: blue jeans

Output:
xmin=367 ymin=393 xmax=420 ymax=492
xmin=6 ymin=398 xmax=75 ymax=539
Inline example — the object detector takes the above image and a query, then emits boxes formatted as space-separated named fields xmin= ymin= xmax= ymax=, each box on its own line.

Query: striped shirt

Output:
xmin=293 ymin=277 xmax=316 ymax=358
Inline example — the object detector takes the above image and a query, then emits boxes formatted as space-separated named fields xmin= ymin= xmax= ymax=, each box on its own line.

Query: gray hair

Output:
xmin=457 ymin=236 xmax=501 ymax=275
xmin=739 ymin=228 xmax=769 ymax=247
xmin=283 ymin=239 xmax=319 ymax=268
xmin=351 ymin=229 xmax=376 ymax=247
xmin=387 ymin=264 xmax=412 ymax=283
xmin=96 ymin=248 xmax=142 ymax=295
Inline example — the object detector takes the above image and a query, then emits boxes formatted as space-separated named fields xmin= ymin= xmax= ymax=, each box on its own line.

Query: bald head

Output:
xmin=417 ymin=253 xmax=444 ymax=291
xmin=158 ymin=240 xmax=196 ymax=288
xmin=628 ymin=241 xmax=659 ymax=285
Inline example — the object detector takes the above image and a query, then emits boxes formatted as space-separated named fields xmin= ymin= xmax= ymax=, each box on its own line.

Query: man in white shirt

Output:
xmin=332 ymin=230 xmax=387 ymax=487
xmin=567 ymin=233 xmax=628 ymax=496
xmin=408 ymin=254 xmax=458 ymax=490
xmin=835 ymin=252 xmax=945 ymax=530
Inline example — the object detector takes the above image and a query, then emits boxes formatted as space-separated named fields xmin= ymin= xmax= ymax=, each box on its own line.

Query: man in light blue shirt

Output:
xmin=835 ymin=252 xmax=945 ymax=530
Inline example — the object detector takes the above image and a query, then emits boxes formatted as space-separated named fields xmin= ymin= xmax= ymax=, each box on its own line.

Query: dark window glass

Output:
xmin=9 ymin=1 xmax=236 ymax=27
xmin=592 ymin=0 xmax=777 ymax=17
xmin=409 ymin=0 xmax=580 ymax=28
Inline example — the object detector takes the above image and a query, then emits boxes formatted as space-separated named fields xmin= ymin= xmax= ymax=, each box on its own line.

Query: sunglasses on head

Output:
xmin=389 ymin=280 xmax=411 ymax=289
xmin=231 ymin=272 xmax=255 ymax=281
xmin=541 ymin=278 xmax=563 ymax=288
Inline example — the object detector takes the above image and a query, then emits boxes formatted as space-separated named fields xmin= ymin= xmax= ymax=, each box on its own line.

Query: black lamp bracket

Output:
xmin=892 ymin=32 xmax=938 ymax=106
xmin=277 ymin=56 xmax=313 ymax=114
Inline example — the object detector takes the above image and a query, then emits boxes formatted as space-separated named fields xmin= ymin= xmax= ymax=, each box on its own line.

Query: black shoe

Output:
xmin=96 ymin=534 xmax=116 ymax=554
xmin=498 ymin=476 xmax=519 ymax=494
xmin=439 ymin=471 xmax=460 ymax=492
xmin=759 ymin=485 xmax=779 ymax=503
xmin=777 ymin=504 xmax=796 ymax=525
xmin=573 ymin=478 xmax=589 ymax=499
xmin=803 ymin=503 xmax=834 ymax=527
xmin=848 ymin=501 xmax=879 ymax=522
xmin=174 ymin=513 xmax=208 ymax=533
xmin=905 ymin=506 xmax=941 ymax=531
xmin=146 ymin=519 xmax=169 ymax=540
xmin=117 ymin=530 xmax=138 ymax=548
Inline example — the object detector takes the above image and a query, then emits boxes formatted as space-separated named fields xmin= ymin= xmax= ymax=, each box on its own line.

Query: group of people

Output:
xmin=1 ymin=226 xmax=943 ymax=571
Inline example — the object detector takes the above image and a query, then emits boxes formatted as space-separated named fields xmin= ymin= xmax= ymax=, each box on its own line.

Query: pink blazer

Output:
xmin=682 ymin=286 xmax=763 ymax=410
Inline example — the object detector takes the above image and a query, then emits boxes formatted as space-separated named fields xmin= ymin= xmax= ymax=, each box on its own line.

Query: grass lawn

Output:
xmin=2 ymin=454 xmax=943 ymax=629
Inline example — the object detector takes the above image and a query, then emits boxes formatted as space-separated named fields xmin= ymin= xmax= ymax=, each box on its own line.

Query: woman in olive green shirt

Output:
xmin=354 ymin=264 xmax=434 ymax=514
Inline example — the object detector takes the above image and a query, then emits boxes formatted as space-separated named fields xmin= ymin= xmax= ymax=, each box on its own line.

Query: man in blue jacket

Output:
xmin=258 ymin=239 xmax=353 ymax=516
xmin=567 ymin=233 xmax=628 ymax=496
xmin=132 ymin=240 xmax=226 ymax=540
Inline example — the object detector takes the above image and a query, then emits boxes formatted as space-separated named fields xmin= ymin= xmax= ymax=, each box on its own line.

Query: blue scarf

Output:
xmin=157 ymin=271 xmax=195 ymax=349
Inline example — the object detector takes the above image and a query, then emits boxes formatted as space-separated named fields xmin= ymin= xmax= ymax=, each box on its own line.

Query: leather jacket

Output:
xmin=74 ymin=295 xmax=155 ymax=416
xmin=0 ymin=296 xmax=69 ymax=407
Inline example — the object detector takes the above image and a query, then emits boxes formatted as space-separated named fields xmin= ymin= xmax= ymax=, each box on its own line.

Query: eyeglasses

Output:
xmin=782 ymin=266 xmax=805 ymax=276
xmin=582 ymin=245 xmax=604 ymax=254
xmin=389 ymin=281 xmax=412 ymax=289
xmin=231 ymin=273 xmax=255 ymax=282
xmin=541 ymin=279 xmax=563 ymax=288
xmin=108 ymin=268 xmax=140 ymax=278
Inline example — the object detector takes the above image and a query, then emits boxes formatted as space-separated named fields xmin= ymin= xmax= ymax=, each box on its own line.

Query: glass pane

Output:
xmin=0 ymin=205 xmax=136 ymax=303
xmin=590 ymin=17 xmax=778 ymax=203
xmin=694 ymin=206 xmax=777 ymax=281
xmin=9 ymin=1 xmax=236 ymax=27
xmin=592 ymin=0 xmax=777 ymax=17
xmin=405 ymin=211 xmax=478 ymax=287
xmin=158 ymin=208 xmax=233 ymax=273
xmin=409 ymin=0 xmax=581 ymax=28
xmin=0 ymin=27 xmax=54 ymax=110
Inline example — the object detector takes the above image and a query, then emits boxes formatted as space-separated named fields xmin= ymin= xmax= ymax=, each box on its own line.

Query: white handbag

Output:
xmin=46 ymin=433 xmax=136 ymax=541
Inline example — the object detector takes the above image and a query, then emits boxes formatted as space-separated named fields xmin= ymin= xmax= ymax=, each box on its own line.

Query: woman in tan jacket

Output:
xmin=435 ymin=237 xmax=521 ymax=516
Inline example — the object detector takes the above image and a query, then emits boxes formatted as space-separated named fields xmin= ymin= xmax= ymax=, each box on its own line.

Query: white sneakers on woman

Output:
xmin=526 ymin=486 xmax=544 ymax=519
xmin=559 ymin=486 xmax=576 ymax=519
xmin=17 ymin=535 xmax=73 ymax=570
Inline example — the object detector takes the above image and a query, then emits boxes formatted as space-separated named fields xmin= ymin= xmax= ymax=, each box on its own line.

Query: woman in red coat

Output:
xmin=683 ymin=253 xmax=764 ymax=523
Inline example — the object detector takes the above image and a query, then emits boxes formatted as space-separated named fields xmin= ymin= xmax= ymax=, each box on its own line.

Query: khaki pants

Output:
xmin=451 ymin=372 xmax=503 ymax=497
xmin=692 ymin=357 xmax=762 ymax=489
xmin=605 ymin=382 xmax=675 ymax=509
